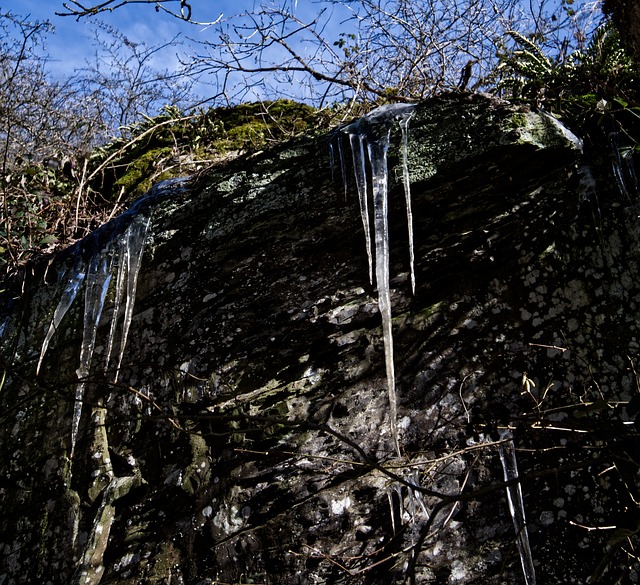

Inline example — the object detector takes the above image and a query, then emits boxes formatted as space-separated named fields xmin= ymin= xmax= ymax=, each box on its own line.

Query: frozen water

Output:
xmin=37 ymin=256 xmax=87 ymax=375
xmin=111 ymin=216 xmax=150 ymax=382
xmin=77 ymin=253 xmax=114 ymax=381
xmin=498 ymin=429 xmax=536 ymax=585
xmin=349 ymin=133 xmax=374 ymax=285
xmin=70 ymin=251 xmax=114 ymax=461
xmin=609 ymin=131 xmax=638 ymax=200
xmin=329 ymin=133 xmax=349 ymax=200
xmin=337 ymin=135 xmax=349 ymax=200
xmin=399 ymin=113 xmax=416 ymax=294
xmin=104 ymin=241 xmax=128 ymax=377
xmin=329 ymin=141 xmax=335 ymax=180
xmin=37 ymin=178 xmax=187 ymax=375
xmin=33 ymin=177 xmax=186 ymax=461
xmin=367 ymin=131 xmax=400 ymax=455
xmin=342 ymin=102 xmax=417 ymax=456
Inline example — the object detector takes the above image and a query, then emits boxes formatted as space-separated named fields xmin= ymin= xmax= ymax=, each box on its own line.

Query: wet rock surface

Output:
xmin=1 ymin=93 xmax=639 ymax=584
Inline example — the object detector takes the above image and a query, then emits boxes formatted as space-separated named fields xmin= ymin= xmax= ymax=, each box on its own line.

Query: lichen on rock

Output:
xmin=2 ymin=92 xmax=639 ymax=584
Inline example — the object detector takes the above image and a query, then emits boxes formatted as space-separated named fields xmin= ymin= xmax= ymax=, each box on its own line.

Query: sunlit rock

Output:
xmin=3 ymin=93 xmax=639 ymax=584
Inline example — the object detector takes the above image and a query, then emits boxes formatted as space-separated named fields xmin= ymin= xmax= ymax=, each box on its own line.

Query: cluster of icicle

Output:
xmin=332 ymin=102 xmax=417 ymax=457
xmin=35 ymin=178 xmax=186 ymax=462
xmin=334 ymin=103 xmax=536 ymax=584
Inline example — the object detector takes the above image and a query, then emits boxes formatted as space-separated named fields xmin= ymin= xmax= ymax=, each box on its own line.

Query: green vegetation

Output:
xmin=495 ymin=22 xmax=639 ymax=142
xmin=96 ymin=100 xmax=327 ymax=199
xmin=0 ymin=99 xmax=332 ymax=274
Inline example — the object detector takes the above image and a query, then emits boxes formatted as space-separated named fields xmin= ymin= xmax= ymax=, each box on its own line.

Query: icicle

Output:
xmin=498 ymin=429 xmax=536 ymax=585
xmin=37 ymin=256 xmax=87 ymax=375
xmin=337 ymin=134 xmax=349 ymax=200
xmin=609 ymin=131 xmax=639 ymax=200
xmin=77 ymin=252 xmax=114 ymax=380
xmin=37 ymin=177 xmax=183 ymax=380
xmin=329 ymin=140 xmax=335 ymax=180
xmin=367 ymin=129 xmax=401 ymax=456
xmin=112 ymin=216 xmax=150 ymax=383
xmin=386 ymin=481 xmax=403 ymax=533
xmin=104 ymin=240 xmax=127 ymax=377
xmin=342 ymin=102 xmax=417 ymax=456
xmin=71 ymin=251 xmax=113 ymax=461
xmin=399 ymin=113 xmax=416 ymax=294
xmin=349 ymin=133 xmax=374 ymax=285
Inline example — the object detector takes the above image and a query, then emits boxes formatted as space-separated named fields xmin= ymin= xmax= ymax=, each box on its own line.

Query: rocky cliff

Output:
xmin=1 ymin=92 xmax=639 ymax=584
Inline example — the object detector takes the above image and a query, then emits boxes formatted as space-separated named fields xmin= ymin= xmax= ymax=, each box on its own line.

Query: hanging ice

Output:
xmin=330 ymin=131 xmax=351 ymax=201
xmin=329 ymin=140 xmax=335 ymax=180
xmin=399 ymin=114 xmax=416 ymax=294
xmin=36 ymin=256 xmax=87 ymax=375
xmin=498 ymin=429 xmax=536 ymax=585
xmin=349 ymin=133 xmax=374 ymax=285
xmin=342 ymin=103 xmax=417 ymax=456
xmin=337 ymin=134 xmax=349 ymax=200
xmin=71 ymin=251 xmax=114 ymax=460
xmin=104 ymin=241 xmax=128 ymax=377
xmin=36 ymin=178 xmax=186 ymax=377
xmin=68 ymin=214 xmax=147 ymax=463
xmin=368 ymin=130 xmax=400 ymax=454
xmin=609 ymin=131 xmax=639 ymax=200
xmin=77 ymin=253 xmax=114 ymax=380
xmin=34 ymin=177 xmax=186 ymax=462
xmin=104 ymin=216 xmax=150 ymax=383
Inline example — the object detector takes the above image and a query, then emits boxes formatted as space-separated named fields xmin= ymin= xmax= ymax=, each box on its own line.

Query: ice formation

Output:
xmin=399 ymin=114 xmax=415 ymax=294
xmin=35 ymin=178 xmax=185 ymax=460
xmin=498 ymin=429 xmax=536 ymax=585
xmin=609 ymin=131 xmax=639 ymax=200
xmin=342 ymin=103 xmax=416 ymax=455
xmin=349 ymin=132 xmax=374 ymax=285
xmin=37 ymin=256 xmax=87 ymax=375
xmin=104 ymin=216 xmax=150 ymax=383
xmin=329 ymin=134 xmax=349 ymax=200
xmin=337 ymin=135 xmax=349 ymax=199
xmin=71 ymin=252 xmax=114 ymax=461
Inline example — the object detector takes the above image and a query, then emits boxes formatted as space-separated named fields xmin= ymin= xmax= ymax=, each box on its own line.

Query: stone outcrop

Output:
xmin=1 ymin=92 xmax=639 ymax=584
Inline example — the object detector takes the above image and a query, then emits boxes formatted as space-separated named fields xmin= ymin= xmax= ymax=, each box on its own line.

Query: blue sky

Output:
xmin=2 ymin=0 xmax=232 ymax=77
xmin=1 ymin=0 xmax=353 ymax=104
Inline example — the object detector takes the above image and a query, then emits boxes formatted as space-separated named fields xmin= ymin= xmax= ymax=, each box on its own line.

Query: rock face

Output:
xmin=1 ymin=93 xmax=639 ymax=584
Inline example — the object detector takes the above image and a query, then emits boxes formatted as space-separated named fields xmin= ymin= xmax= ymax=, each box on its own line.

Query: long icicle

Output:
xmin=498 ymin=429 xmax=536 ymax=585
xmin=342 ymin=103 xmax=417 ymax=456
xmin=37 ymin=257 xmax=87 ymax=375
xmin=367 ymin=129 xmax=401 ymax=456
xmin=337 ymin=134 xmax=349 ymax=200
xmin=104 ymin=237 xmax=128 ymax=378
xmin=399 ymin=113 xmax=416 ymax=294
xmin=72 ymin=251 xmax=113 ymax=461
xmin=113 ymin=216 xmax=150 ymax=382
xmin=349 ymin=133 xmax=374 ymax=285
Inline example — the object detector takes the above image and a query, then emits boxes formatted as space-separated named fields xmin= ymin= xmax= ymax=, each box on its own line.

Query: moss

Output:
xmin=94 ymin=99 xmax=326 ymax=205
xmin=206 ymin=99 xmax=322 ymax=152
xmin=114 ymin=147 xmax=174 ymax=198
xmin=181 ymin=432 xmax=210 ymax=496
xmin=507 ymin=112 xmax=530 ymax=128
xmin=503 ymin=111 xmax=582 ymax=150
xmin=0 ymin=96 xmax=331 ymax=272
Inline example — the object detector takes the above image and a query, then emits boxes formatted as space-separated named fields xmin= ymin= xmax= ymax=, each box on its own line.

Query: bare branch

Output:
xmin=57 ymin=0 xmax=223 ymax=26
